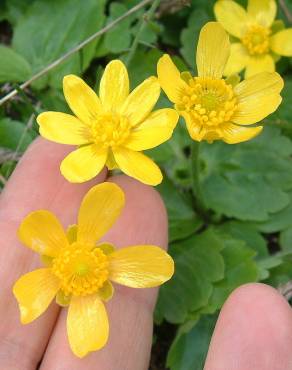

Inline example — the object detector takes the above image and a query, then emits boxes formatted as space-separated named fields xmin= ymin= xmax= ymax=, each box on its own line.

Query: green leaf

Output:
xmin=0 ymin=118 xmax=33 ymax=151
xmin=200 ymin=127 xmax=292 ymax=221
xmin=157 ymin=176 xmax=202 ymax=242
xmin=167 ymin=315 xmax=217 ymax=370
xmin=0 ymin=45 xmax=31 ymax=83
xmin=12 ymin=0 xmax=106 ymax=89
xmin=104 ymin=2 xmax=132 ymax=54
xmin=280 ymin=226 xmax=292 ymax=251
xmin=155 ymin=229 xmax=225 ymax=324
xmin=180 ymin=8 xmax=210 ymax=68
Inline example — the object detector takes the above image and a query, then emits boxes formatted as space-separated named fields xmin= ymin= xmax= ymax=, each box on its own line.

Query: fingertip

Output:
xmin=106 ymin=175 xmax=168 ymax=250
xmin=205 ymin=283 xmax=292 ymax=370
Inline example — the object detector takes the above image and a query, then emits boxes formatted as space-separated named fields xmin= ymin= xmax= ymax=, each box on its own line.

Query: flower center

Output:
xmin=177 ymin=77 xmax=238 ymax=127
xmin=91 ymin=113 xmax=131 ymax=148
xmin=242 ymin=25 xmax=270 ymax=55
xmin=52 ymin=243 xmax=109 ymax=296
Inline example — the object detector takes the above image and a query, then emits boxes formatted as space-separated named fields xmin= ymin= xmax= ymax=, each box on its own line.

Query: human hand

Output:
xmin=0 ymin=138 xmax=292 ymax=370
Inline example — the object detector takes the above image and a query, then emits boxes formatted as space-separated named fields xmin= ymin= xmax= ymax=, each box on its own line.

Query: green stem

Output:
xmin=124 ymin=0 xmax=160 ymax=66
xmin=190 ymin=141 xmax=208 ymax=218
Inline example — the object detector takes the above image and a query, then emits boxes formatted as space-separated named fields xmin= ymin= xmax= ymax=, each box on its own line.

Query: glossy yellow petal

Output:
xmin=77 ymin=182 xmax=125 ymax=246
xmin=37 ymin=112 xmax=88 ymax=145
xmin=214 ymin=0 xmax=249 ymax=38
xmin=181 ymin=112 xmax=207 ymax=142
xmin=233 ymin=72 xmax=283 ymax=125
xmin=120 ymin=77 xmax=160 ymax=126
xmin=99 ymin=60 xmax=129 ymax=112
xmin=247 ymin=0 xmax=276 ymax=27
xmin=245 ymin=54 xmax=275 ymax=78
xmin=63 ymin=75 xmax=102 ymax=125
xmin=270 ymin=29 xmax=292 ymax=56
xmin=108 ymin=245 xmax=174 ymax=288
xmin=60 ymin=144 xmax=107 ymax=183
xmin=13 ymin=268 xmax=59 ymax=324
xmin=98 ymin=281 xmax=114 ymax=302
xmin=157 ymin=54 xmax=188 ymax=103
xmin=67 ymin=295 xmax=109 ymax=358
xmin=125 ymin=109 xmax=179 ymax=151
xmin=113 ymin=147 xmax=162 ymax=186
xmin=221 ymin=122 xmax=263 ymax=143
xmin=196 ymin=22 xmax=230 ymax=79
xmin=224 ymin=43 xmax=249 ymax=76
xmin=18 ymin=210 xmax=68 ymax=257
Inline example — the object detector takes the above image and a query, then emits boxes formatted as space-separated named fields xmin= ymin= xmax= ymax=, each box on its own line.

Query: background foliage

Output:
xmin=1 ymin=0 xmax=292 ymax=368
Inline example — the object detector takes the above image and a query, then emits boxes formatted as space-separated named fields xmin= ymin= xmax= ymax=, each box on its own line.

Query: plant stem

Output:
xmin=190 ymin=141 xmax=208 ymax=217
xmin=0 ymin=0 xmax=152 ymax=106
xmin=124 ymin=0 xmax=160 ymax=66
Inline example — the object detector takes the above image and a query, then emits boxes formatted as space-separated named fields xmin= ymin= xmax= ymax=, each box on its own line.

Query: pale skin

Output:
xmin=0 ymin=138 xmax=292 ymax=370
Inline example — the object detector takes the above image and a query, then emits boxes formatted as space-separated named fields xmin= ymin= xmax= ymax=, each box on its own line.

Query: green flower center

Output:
xmin=242 ymin=25 xmax=270 ymax=55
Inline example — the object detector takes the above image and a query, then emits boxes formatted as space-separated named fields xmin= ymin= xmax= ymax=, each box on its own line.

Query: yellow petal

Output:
xmin=196 ymin=22 xmax=230 ymax=79
xmin=157 ymin=54 xmax=188 ymax=103
xmin=63 ymin=75 xmax=102 ymax=125
xmin=60 ymin=145 xmax=107 ymax=183
xmin=13 ymin=268 xmax=59 ymax=324
xmin=125 ymin=109 xmax=179 ymax=151
xmin=77 ymin=182 xmax=125 ymax=246
xmin=245 ymin=54 xmax=275 ymax=78
xmin=113 ymin=147 xmax=162 ymax=186
xmin=224 ymin=43 xmax=249 ymax=76
xmin=247 ymin=0 xmax=276 ymax=27
xmin=214 ymin=0 xmax=249 ymax=38
xmin=120 ymin=77 xmax=160 ymax=126
xmin=37 ymin=112 xmax=88 ymax=145
xmin=67 ymin=295 xmax=109 ymax=358
xmin=18 ymin=210 xmax=68 ymax=257
xmin=181 ymin=111 xmax=207 ymax=142
xmin=270 ymin=29 xmax=292 ymax=56
xmin=221 ymin=122 xmax=263 ymax=144
xmin=233 ymin=72 xmax=283 ymax=125
xmin=98 ymin=281 xmax=114 ymax=302
xmin=108 ymin=245 xmax=174 ymax=288
xmin=99 ymin=60 xmax=129 ymax=112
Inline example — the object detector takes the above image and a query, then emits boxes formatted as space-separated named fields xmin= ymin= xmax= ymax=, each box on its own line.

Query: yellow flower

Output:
xmin=13 ymin=182 xmax=174 ymax=358
xmin=37 ymin=60 xmax=178 ymax=186
xmin=214 ymin=0 xmax=292 ymax=77
xmin=157 ymin=22 xmax=283 ymax=144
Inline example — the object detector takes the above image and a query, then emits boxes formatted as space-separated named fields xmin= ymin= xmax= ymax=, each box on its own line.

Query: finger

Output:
xmin=0 ymin=138 xmax=107 ymax=370
xmin=204 ymin=283 xmax=292 ymax=370
xmin=40 ymin=175 xmax=168 ymax=370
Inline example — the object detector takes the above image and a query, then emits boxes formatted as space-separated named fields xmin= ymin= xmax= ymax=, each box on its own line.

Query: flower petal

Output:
xmin=221 ymin=122 xmax=263 ymax=143
xmin=247 ymin=0 xmax=276 ymax=27
xmin=214 ymin=0 xmax=249 ymax=38
xmin=157 ymin=54 xmax=188 ymax=103
xmin=125 ymin=109 xmax=179 ymax=151
xmin=18 ymin=210 xmax=68 ymax=257
xmin=120 ymin=77 xmax=160 ymax=126
xmin=13 ymin=268 xmax=59 ymax=324
xmin=63 ymin=75 xmax=102 ymax=125
xmin=270 ymin=29 xmax=292 ymax=56
xmin=113 ymin=147 xmax=162 ymax=186
xmin=60 ymin=145 xmax=107 ymax=183
xmin=99 ymin=60 xmax=129 ymax=112
xmin=67 ymin=295 xmax=109 ymax=358
xmin=245 ymin=54 xmax=275 ymax=78
xmin=233 ymin=72 xmax=283 ymax=125
xmin=224 ymin=43 xmax=249 ymax=76
xmin=37 ymin=112 xmax=88 ymax=145
xmin=108 ymin=245 xmax=174 ymax=288
xmin=196 ymin=22 xmax=230 ymax=79
xmin=181 ymin=112 xmax=207 ymax=142
xmin=77 ymin=182 xmax=125 ymax=246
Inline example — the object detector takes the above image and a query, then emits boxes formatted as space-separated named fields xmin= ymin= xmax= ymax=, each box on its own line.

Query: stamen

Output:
xmin=242 ymin=25 xmax=270 ymax=55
